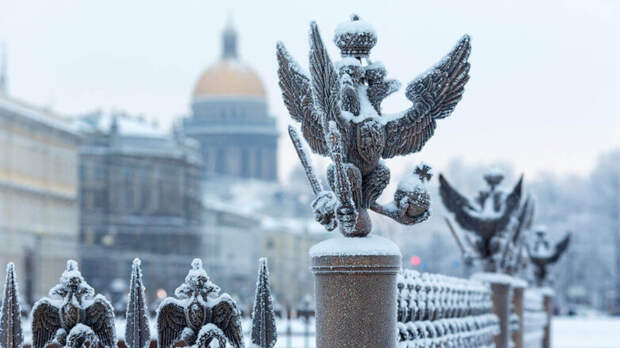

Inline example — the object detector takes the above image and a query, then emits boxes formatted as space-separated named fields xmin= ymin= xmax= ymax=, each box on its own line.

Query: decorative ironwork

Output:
xmin=156 ymin=259 xmax=243 ymax=348
xmin=526 ymin=227 xmax=571 ymax=286
xmin=439 ymin=170 xmax=523 ymax=272
xmin=31 ymin=260 xmax=116 ymax=348
xmin=125 ymin=259 xmax=150 ymax=348
xmin=0 ymin=263 xmax=23 ymax=348
xmin=279 ymin=15 xmax=471 ymax=237
xmin=251 ymin=258 xmax=277 ymax=348
xmin=397 ymin=270 xmax=498 ymax=347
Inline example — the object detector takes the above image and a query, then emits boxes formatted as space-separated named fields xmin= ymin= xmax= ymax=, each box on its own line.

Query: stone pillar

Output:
xmin=472 ymin=273 xmax=515 ymax=348
xmin=310 ymin=236 xmax=401 ymax=348
xmin=512 ymin=280 xmax=526 ymax=348
xmin=542 ymin=289 xmax=554 ymax=348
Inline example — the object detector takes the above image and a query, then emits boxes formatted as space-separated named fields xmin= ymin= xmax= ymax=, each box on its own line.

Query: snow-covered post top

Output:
xmin=278 ymin=14 xmax=471 ymax=238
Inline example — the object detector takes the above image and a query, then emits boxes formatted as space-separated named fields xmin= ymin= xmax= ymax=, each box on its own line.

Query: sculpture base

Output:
xmin=310 ymin=236 xmax=401 ymax=348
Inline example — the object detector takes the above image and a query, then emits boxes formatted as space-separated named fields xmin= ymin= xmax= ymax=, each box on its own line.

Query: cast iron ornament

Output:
xmin=156 ymin=259 xmax=243 ymax=348
xmin=31 ymin=260 xmax=116 ymax=348
xmin=279 ymin=15 xmax=471 ymax=237
xmin=439 ymin=171 xmax=523 ymax=272
xmin=526 ymin=227 xmax=571 ymax=286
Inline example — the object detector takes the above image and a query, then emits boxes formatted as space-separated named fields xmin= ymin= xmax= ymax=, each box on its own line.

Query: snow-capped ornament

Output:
xmin=125 ymin=259 xmax=150 ymax=348
xmin=333 ymin=14 xmax=377 ymax=58
xmin=156 ymin=259 xmax=243 ymax=348
xmin=0 ymin=263 xmax=23 ymax=348
xmin=251 ymin=258 xmax=277 ymax=348
xmin=31 ymin=260 xmax=116 ymax=348
xmin=278 ymin=15 xmax=471 ymax=237
xmin=526 ymin=227 xmax=571 ymax=286
xmin=439 ymin=170 xmax=524 ymax=272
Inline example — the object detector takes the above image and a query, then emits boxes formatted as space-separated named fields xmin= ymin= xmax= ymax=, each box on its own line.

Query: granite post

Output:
xmin=472 ymin=273 xmax=517 ymax=348
xmin=542 ymin=290 xmax=554 ymax=348
xmin=310 ymin=236 xmax=401 ymax=348
xmin=511 ymin=281 xmax=526 ymax=348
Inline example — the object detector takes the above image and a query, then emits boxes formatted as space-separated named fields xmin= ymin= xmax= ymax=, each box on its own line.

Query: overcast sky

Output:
xmin=1 ymin=0 xmax=619 ymax=182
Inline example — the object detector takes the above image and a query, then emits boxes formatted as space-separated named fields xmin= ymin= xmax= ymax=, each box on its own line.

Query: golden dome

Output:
xmin=192 ymin=59 xmax=266 ymax=99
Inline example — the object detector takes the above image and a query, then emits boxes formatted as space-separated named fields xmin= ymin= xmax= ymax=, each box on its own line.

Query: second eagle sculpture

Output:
xmin=156 ymin=259 xmax=243 ymax=348
xmin=278 ymin=15 xmax=471 ymax=237
xmin=31 ymin=260 xmax=116 ymax=348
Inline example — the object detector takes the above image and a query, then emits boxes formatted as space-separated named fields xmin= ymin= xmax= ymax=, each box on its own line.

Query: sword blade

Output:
xmin=288 ymin=126 xmax=322 ymax=195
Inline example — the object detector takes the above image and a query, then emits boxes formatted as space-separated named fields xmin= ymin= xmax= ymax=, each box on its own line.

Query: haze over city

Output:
xmin=1 ymin=0 xmax=618 ymax=181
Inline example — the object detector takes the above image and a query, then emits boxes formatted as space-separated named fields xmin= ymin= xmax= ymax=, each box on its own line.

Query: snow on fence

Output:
xmin=396 ymin=270 xmax=499 ymax=347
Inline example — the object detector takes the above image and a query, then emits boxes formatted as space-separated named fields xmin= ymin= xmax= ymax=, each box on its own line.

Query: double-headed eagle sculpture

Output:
xmin=156 ymin=259 xmax=243 ymax=348
xmin=278 ymin=15 xmax=471 ymax=237
xmin=32 ymin=260 xmax=116 ymax=348
xmin=439 ymin=170 xmax=523 ymax=272
xmin=527 ymin=227 xmax=571 ymax=286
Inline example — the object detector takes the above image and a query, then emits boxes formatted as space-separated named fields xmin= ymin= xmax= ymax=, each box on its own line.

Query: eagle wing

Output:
xmin=31 ymin=299 xmax=61 ymax=348
xmin=438 ymin=174 xmax=480 ymax=232
xmin=84 ymin=295 xmax=116 ymax=348
xmin=156 ymin=298 xmax=186 ymax=348
xmin=211 ymin=294 xmax=243 ymax=348
xmin=308 ymin=21 xmax=350 ymax=153
xmin=550 ymin=233 xmax=571 ymax=264
xmin=277 ymin=42 xmax=329 ymax=155
xmin=383 ymin=35 xmax=471 ymax=158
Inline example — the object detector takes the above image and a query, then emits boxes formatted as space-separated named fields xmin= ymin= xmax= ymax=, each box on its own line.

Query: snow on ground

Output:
xmin=553 ymin=316 xmax=620 ymax=348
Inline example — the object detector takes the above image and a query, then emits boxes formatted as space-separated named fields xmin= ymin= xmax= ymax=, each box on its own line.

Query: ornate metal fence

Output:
xmin=396 ymin=270 xmax=499 ymax=347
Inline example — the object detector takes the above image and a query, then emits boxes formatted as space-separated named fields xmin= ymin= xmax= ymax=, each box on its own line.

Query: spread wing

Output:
xmin=211 ymin=294 xmax=243 ymax=348
xmin=550 ymin=233 xmax=571 ymax=263
xmin=308 ymin=22 xmax=349 ymax=152
xmin=31 ymin=299 xmax=61 ymax=348
xmin=277 ymin=42 xmax=328 ymax=155
xmin=84 ymin=295 xmax=117 ymax=348
xmin=156 ymin=299 xmax=186 ymax=348
xmin=438 ymin=174 xmax=479 ymax=231
xmin=383 ymin=35 xmax=471 ymax=158
xmin=504 ymin=175 xmax=523 ymax=217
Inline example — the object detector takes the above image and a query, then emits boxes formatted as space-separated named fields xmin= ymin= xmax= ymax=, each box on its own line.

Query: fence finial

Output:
xmin=126 ymin=258 xmax=150 ymax=348
xmin=251 ymin=257 xmax=277 ymax=348
xmin=0 ymin=263 xmax=23 ymax=348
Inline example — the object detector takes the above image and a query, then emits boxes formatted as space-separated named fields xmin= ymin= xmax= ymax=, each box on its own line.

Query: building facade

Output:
xmin=76 ymin=111 xmax=203 ymax=302
xmin=182 ymin=23 xmax=278 ymax=181
xmin=0 ymin=95 xmax=80 ymax=304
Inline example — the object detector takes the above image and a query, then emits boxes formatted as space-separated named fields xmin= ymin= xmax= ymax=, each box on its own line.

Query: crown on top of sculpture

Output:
xmin=483 ymin=167 xmax=505 ymax=189
xmin=333 ymin=14 xmax=377 ymax=58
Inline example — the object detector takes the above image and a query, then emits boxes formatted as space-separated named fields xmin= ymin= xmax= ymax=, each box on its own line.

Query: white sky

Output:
xmin=1 ymin=0 xmax=619 ymax=182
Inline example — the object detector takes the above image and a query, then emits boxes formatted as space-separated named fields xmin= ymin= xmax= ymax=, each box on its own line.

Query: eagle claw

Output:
xmin=311 ymin=191 xmax=338 ymax=231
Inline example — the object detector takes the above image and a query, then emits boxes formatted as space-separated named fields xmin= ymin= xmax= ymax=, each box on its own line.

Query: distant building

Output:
xmin=75 ymin=111 xmax=203 ymax=301
xmin=202 ymin=192 xmax=327 ymax=309
xmin=0 ymin=95 xmax=80 ymax=304
xmin=182 ymin=23 xmax=278 ymax=181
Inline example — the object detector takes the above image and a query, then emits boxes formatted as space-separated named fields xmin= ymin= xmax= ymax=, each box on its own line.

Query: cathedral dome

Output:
xmin=192 ymin=60 xmax=265 ymax=98
xmin=192 ymin=22 xmax=266 ymax=99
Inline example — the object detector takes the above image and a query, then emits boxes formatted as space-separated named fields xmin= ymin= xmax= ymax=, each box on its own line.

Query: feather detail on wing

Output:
xmin=382 ymin=35 xmax=471 ymax=158
xmin=31 ymin=299 xmax=61 ymax=348
xmin=84 ymin=295 xmax=116 ymax=348
xmin=277 ymin=42 xmax=329 ymax=155
xmin=156 ymin=299 xmax=186 ymax=348
xmin=308 ymin=22 xmax=348 ymax=148
xmin=550 ymin=233 xmax=571 ymax=264
xmin=211 ymin=294 xmax=243 ymax=348
xmin=438 ymin=174 xmax=479 ymax=231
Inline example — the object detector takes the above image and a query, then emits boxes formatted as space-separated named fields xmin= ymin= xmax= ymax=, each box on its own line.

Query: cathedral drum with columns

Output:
xmin=182 ymin=23 xmax=279 ymax=181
